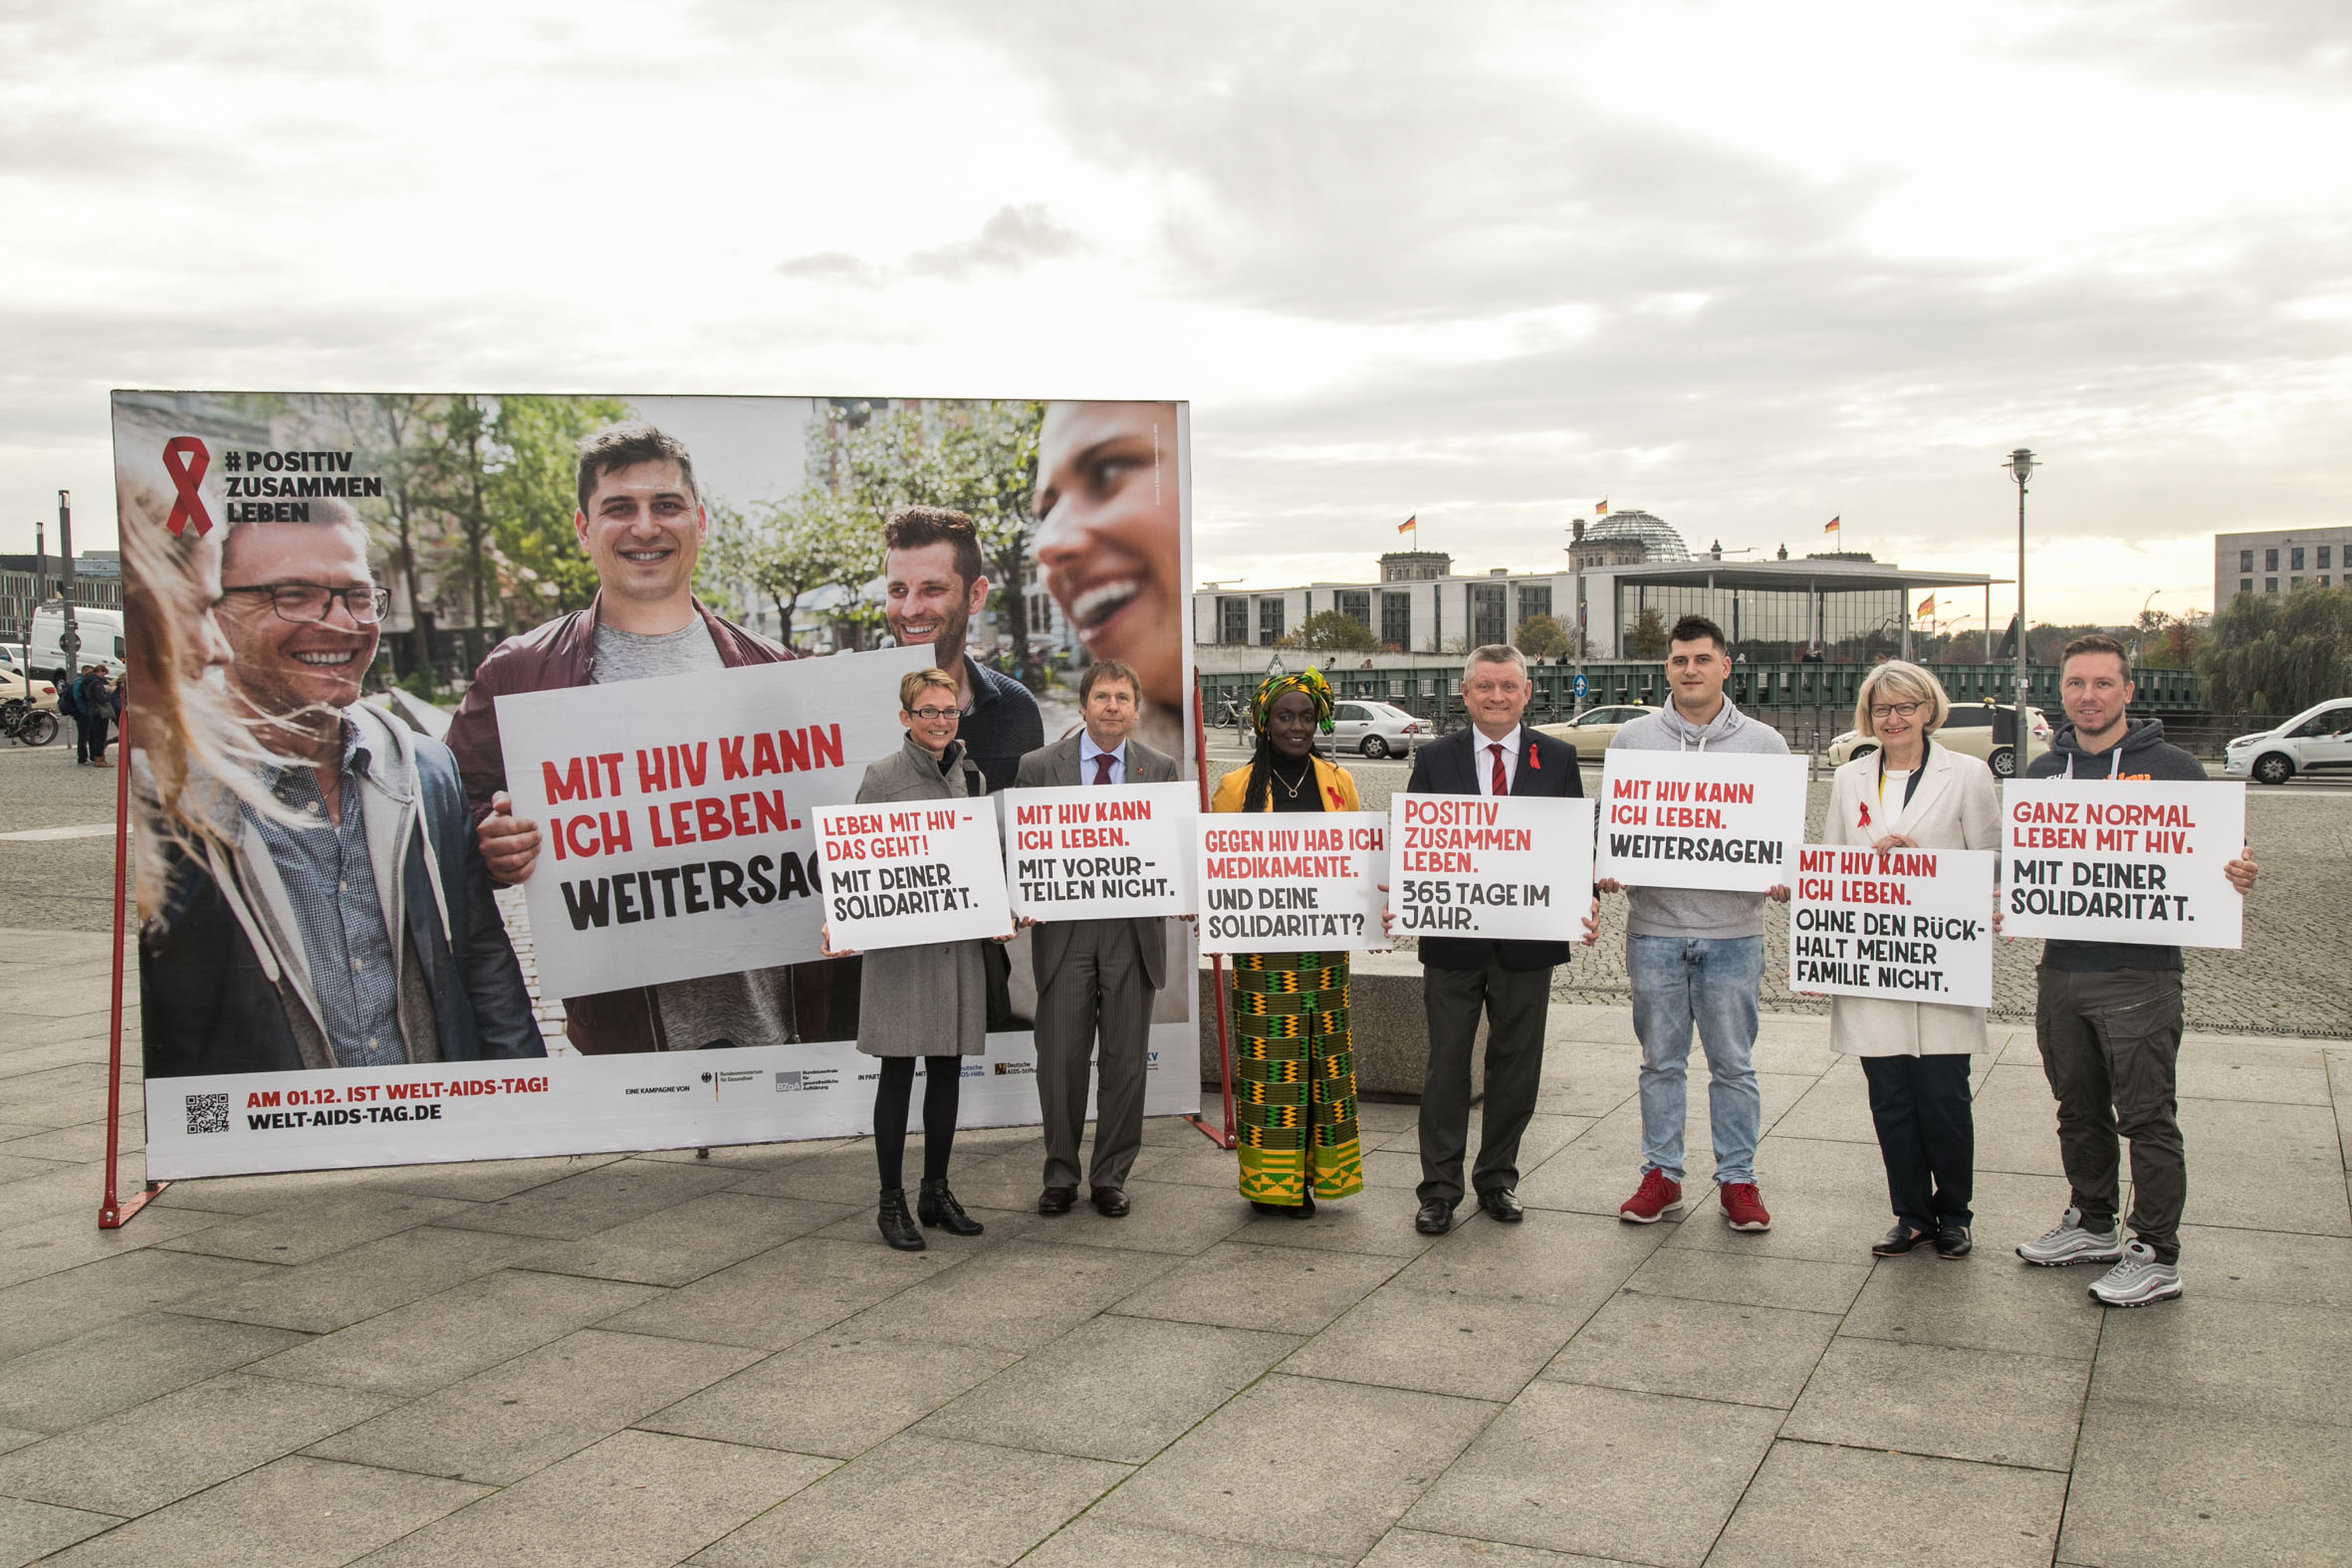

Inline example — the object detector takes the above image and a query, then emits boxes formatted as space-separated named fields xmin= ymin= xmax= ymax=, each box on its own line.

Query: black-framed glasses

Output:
xmin=907 ymin=706 xmax=960 ymax=723
xmin=219 ymin=582 xmax=390 ymax=626
xmin=1869 ymin=701 xmax=1926 ymax=720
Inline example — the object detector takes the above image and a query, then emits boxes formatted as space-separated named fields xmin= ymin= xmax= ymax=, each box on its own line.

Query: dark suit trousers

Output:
xmin=1860 ymin=1054 xmax=1974 ymax=1230
xmin=1036 ymin=922 xmax=1154 ymax=1192
xmin=1418 ymin=962 xmax=1551 ymax=1207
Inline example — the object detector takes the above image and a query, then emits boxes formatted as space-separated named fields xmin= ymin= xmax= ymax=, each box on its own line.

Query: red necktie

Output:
xmin=1489 ymin=742 xmax=1507 ymax=796
xmin=1092 ymin=752 xmax=1115 ymax=784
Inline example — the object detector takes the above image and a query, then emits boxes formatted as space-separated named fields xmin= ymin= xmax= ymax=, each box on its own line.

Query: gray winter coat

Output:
xmin=852 ymin=736 xmax=993 ymax=1058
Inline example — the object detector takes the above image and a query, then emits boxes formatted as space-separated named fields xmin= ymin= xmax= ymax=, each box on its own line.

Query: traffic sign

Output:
xmin=1572 ymin=673 xmax=1589 ymax=701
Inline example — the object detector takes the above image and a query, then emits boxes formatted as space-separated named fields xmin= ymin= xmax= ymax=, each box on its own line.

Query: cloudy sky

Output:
xmin=4 ymin=0 xmax=2347 ymax=629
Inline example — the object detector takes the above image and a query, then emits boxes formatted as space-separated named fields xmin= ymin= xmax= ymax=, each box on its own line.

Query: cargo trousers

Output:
xmin=2033 ymin=965 xmax=2187 ymax=1262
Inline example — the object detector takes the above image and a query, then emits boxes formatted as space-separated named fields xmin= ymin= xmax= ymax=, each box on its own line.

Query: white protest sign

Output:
xmin=814 ymin=794 xmax=1013 ymax=951
xmin=496 ymin=645 xmax=927 ymax=1001
xmin=1789 ymin=845 xmax=1996 ymax=1008
xmin=1386 ymin=794 xmax=1593 ymax=943
xmin=1999 ymin=780 xmax=2245 ymax=949
xmin=1197 ymin=812 xmax=1389 ymax=954
xmin=1595 ymin=751 xmax=1807 ymax=892
xmin=1003 ymin=783 xmax=1195 ymax=921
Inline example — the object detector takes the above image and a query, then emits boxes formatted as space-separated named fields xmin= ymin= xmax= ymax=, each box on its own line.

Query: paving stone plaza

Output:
xmin=2 ymin=744 xmax=2348 ymax=1566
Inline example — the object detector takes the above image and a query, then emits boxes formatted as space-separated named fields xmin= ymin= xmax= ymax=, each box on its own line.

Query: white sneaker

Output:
xmin=2014 ymin=1207 xmax=2124 ymax=1267
xmin=2088 ymin=1240 xmax=2183 ymax=1307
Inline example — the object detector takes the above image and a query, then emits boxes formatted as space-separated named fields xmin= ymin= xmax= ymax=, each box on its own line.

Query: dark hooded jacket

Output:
xmin=2023 ymin=717 xmax=2207 ymax=973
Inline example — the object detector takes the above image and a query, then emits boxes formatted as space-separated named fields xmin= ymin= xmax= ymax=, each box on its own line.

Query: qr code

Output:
xmin=184 ymin=1093 xmax=230 ymax=1135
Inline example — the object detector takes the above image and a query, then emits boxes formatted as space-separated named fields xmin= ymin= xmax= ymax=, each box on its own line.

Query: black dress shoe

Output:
xmin=1037 ymin=1186 xmax=1077 ymax=1216
xmin=1477 ymin=1189 xmax=1525 ymax=1223
xmin=1934 ymin=1223 xmax=1973 ymax=1259
xmin=1872 ymin=1223 xmax=1932 ymax=1256
xmin=1415 ymin=1199 xmax=1456 ymax=1235
xmin=918 ymin=1178 xmax=984 ymax=1236
xmin=1091 ymin=1187 xmax=1130 ymax=1218
xmin=876 ymin=1188 xmax=926 ymax=1251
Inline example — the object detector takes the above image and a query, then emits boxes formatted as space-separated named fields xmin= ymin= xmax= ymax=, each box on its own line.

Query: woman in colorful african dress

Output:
xmin=1207 ymin=669 xmax=1367 ymax=1217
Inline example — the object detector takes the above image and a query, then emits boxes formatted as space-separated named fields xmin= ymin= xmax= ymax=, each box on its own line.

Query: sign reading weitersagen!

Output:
xmin=814 ymin=795 xmax=1014 ymax=952
xmin=1789 ymin=845 xmax=1996 ymax=1008
xmin=498 ymin=646 xmax=927 ymax=998
xmin=1003 ymin=783 xmax=1194 ymax=922
xmin=1594 ymin=751 xmax=1807 ymax=892
xmin=1196 ymin=812 xmax=1390 ymax=954
xmin=1385 ymin=794 xmax=1593 ymax=943
xmin=1999 ymin=780 xmax=2245 ymax=949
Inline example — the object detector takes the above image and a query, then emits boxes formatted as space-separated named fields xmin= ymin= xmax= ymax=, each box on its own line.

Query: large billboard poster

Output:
xmin=113 ymin=391 xmax=1198 ymax=1179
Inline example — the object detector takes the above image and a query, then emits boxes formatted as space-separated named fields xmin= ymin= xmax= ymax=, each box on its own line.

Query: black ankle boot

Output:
xmin=877 ymin=1188 xmax=926 ymax=1250
xmin=918 ymin=1178 xmax=984 ymax=1236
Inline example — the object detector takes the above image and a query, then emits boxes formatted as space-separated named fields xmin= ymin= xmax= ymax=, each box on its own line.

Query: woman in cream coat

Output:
xmin=1825 ymin=661 xmax=1999 ymax=1260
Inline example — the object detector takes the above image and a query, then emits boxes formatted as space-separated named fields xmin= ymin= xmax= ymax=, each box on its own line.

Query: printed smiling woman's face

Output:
xmin=1034 ymin=402 xmax=1184 ymax=710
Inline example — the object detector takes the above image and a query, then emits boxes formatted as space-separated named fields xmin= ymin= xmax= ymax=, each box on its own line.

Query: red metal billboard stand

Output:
xmin=99 ymin=701 xmax=167 ymax=1228
xmin=1182 ymin=676 xmax=1236 ymax=1151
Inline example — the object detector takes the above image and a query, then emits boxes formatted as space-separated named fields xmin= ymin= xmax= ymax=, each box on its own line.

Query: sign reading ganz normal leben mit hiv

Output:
xmin=814 ymin=796 xmax=1014 ymax=952
xmin=1385 ymin=794 xmax=1593 ymax=943
xmin=497 ymin=646 xmax=926 ymax=999
xmin=1999 ymin=780 xmax=2246 ymax=949
xmin=1594 ymin=751 xmax=1807 ymax=892
xmin=1196 ymin=812 xmax=1390 ymax=954
xmin=1789 ymin=846 xmax=1996 ymax=1009
xmin=1004 ymin=783 xmax=1194 ymax=922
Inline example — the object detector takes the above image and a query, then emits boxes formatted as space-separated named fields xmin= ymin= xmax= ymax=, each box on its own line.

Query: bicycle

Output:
xmin=0 ymin=698 xmax=59 ymax=748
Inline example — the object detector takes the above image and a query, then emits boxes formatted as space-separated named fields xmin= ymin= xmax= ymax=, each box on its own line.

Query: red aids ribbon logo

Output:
xmin=1528 ymin=742 xmax=1541 ymax=771
xmin=162 ymin=437 xmax=213 ymax=537
xmin=1857 ymin=801 xmax=1872 ymax=828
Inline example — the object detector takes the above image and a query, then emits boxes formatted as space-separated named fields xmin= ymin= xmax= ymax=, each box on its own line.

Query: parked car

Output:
xmin=0 ymin=671 xmax=60 ymax=712
xmin=1329 ymin=699 xmax=1423 ymax=759
xmin=1826 ymin=702 xmax=2049 ymax=776
xmin=1533 ymin=703 xmax=1660 ymax=760
xmin=2224 ymin=698 xmax=2352 ymax=784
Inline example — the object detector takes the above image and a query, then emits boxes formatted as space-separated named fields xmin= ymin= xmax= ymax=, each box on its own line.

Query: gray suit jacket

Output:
xmin=1012 ymin=733 xmax=1180 ymax=991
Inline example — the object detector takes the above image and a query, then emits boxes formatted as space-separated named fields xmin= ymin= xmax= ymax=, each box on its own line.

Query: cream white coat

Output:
xmin=1823 ymin=740 xmax=1999 ymax=1057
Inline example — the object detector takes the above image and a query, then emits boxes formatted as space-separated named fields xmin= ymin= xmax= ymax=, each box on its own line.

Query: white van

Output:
xmin=28 ymin=604 xmax=126 ymax=681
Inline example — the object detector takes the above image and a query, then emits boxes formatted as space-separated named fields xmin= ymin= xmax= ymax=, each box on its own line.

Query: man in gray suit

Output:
xmin=1014 ymin=659 xmax=1180 ymax=1218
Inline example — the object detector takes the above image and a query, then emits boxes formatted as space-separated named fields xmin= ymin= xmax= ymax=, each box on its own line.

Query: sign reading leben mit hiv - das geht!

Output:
xmin=1789 ymin=846 xmax=1997 ymax=1008
xmin=1594 ymin=751 xmax=1808 ymax=892
xmin=496 ymin=646 xmax=927 ymax=1001
xmin=1004 ymin=783 xmax=1195 ymax=922
xmin=1386 ymin=794 xmax=1594 ymax=943
xmin=814 ymin=795 xmax=1014 ymax=952
xmin=1197 ymin=812 xmax=1390 ymax=954
xmin=1999 ymin=780 xmax=2246 ymax=949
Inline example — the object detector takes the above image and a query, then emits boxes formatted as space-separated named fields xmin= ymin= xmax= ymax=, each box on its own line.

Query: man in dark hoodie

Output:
xmin=2012 ymin=633 xmax=2257 ymax=1307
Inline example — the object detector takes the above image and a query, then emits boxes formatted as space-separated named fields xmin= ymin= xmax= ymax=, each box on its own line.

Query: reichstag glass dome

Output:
xmin=1587 ymin=509 xmax=1690 ymax=560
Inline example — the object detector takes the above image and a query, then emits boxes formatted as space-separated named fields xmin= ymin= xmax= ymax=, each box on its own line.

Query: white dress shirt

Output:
xmin=1473 ymin=724 xmax=1524 ymax=796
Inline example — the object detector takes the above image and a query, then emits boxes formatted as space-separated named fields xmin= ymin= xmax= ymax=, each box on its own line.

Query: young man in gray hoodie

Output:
xmin=1598 ymin=614 xmax=1788 ymax=1232
xmin=2011 ymin=633 xmax=2256 ymax=1307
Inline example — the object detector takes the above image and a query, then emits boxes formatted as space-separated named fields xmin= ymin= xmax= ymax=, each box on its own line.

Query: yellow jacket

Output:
xmin=1210 ymin=754 xmax=1361 ymax=813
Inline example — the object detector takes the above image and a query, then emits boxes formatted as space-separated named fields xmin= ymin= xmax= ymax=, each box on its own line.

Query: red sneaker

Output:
xmin=1720 ymin=1182 xmax=1771 ymax=1232
xmin=1618 ymin=1168 xmax=1684 ymax=1225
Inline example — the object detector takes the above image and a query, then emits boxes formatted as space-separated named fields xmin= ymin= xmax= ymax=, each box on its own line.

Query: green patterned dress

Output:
xmin=1214 ymin=754 xmax=1366 ymax=1207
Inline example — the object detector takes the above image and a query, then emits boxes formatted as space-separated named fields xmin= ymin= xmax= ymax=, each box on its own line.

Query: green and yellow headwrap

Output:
xmin=1251 ymin=667 xmax=1335 ymax=734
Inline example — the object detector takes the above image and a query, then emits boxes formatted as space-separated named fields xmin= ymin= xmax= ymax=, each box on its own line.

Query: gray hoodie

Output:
xmin=1607 ymin=696 xmax=1790 ymax=941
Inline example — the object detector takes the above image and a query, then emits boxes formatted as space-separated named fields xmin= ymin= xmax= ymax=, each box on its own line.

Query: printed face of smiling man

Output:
xmin=575 ymin=456 xmax=705 ymax=616
xmin=1034 ymin=401 xmax=1185 ymax=710
xmin=215 ymin=520 xmax=379 ymax=726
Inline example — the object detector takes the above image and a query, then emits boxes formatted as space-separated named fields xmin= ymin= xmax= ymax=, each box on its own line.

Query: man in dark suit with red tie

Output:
xmin=1403 ymin=644 xmax=1596 ymax=1235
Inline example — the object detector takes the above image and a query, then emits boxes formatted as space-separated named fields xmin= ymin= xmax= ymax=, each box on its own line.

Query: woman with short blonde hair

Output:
xmin=1824 ymin=659 xmax=1998 ymax=1260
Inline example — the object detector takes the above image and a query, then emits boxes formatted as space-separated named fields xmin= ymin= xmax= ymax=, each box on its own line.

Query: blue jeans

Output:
xmin=1628 ymin=935 xmax=1764 ymax=1186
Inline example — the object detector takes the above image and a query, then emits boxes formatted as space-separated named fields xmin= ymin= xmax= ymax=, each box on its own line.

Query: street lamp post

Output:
xmin=2005 ymin=449 xmax=2036 ymax=769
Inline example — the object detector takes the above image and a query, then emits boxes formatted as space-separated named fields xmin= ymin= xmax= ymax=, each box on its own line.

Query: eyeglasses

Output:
xmin=1869 ymin=701 xmax=1926 ymax=720
xmin=218 ymin=582 xmax=390 ymax=626
xmin=907 ymin=706 xmax=960 ymax=723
